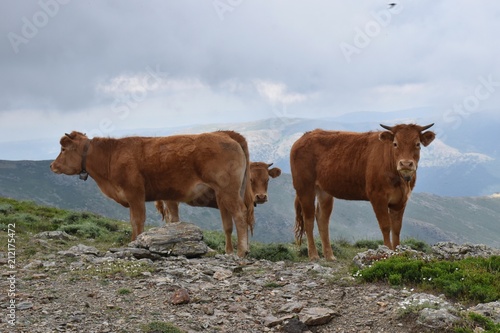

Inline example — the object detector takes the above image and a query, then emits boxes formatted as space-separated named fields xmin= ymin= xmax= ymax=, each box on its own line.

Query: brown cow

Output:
xmin=155 ymin=162 xmax=282 ymax=222
xmin=50 ymin=130 xmax=255 ymax=257
xmin=290 ymin=123 xmax=435 ymax=261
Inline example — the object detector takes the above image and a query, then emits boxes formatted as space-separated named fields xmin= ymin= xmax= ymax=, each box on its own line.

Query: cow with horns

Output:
xmin=290 ymin=123 xmax=435 ymax=261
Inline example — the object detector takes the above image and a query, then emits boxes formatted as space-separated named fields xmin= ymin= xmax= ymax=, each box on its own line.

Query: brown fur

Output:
xmin=155 ymin=162 xmax=282 ymax=228
xmin=50 ymin=130 xmax=255 ymax=257
xmin=290 ymin=124 xmax=435 ymax=261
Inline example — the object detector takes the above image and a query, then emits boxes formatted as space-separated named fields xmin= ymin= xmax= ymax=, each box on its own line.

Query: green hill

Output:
xmin=1 ymin=160 xmax=499 ymax=247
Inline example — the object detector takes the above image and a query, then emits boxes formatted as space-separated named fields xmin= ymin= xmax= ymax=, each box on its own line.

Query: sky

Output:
xmin=1 ymin=1 xmax=500 ymax=159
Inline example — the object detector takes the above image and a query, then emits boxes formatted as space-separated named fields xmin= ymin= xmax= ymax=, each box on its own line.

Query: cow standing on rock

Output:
xmin=50 ymin=130 xmax=255 ymax=257
xmin=290 ymin=123 xmax=435 ymax=261
xmin=155 ymin=162 xmax=282 ymax=222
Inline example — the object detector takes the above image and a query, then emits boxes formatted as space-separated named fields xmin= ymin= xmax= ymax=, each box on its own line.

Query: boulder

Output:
xmin=35 ymin=231 xmax=77 ymax=241
xmin=129 ymin=222 xmax=208 ymax=258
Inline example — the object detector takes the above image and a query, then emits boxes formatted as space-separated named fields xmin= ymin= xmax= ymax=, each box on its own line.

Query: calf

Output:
xmin=155 ymin=162 xmax=281 ymax=222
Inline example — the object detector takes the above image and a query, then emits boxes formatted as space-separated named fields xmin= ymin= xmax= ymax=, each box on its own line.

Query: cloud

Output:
xmin=97 ymin=72 xmax=207 ymax=98
xmin=254 ymin=80 xmax=309 ymax=105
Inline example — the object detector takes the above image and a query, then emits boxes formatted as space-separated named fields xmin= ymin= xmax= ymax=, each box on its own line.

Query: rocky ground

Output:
xmin=1 ymin=227 xmax=499 ymax=333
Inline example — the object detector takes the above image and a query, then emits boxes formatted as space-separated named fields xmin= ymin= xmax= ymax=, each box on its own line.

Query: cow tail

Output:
xmin=294 ymin=196 xmax=305 ymax=245
xmin=221 ymin=131 xmax=255 ymax=235
xmin=154 ymin=200 xmax=166 ymax=222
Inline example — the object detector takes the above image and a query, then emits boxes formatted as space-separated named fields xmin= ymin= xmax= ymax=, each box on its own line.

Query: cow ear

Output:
xmin=60 ymin=135 xmax=73 ymax=147
xmin=268 ymin=167 xmax=282 ymax=178
xmin=421 ymin=131 xmax=436 ymax=147
xmin=379 ymin=131 xmax=394 ymax=143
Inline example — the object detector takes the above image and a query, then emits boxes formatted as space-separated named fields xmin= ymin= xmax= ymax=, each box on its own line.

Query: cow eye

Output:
xmin=416 ymin=142 xmax=421 ymax=149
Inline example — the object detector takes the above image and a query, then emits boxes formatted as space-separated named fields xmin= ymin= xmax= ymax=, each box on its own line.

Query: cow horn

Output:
xmin=267 ymin=163 xmax=274 ymax=168
xmin=65 ymin=133 xmax=73 ymax=139
xmin=380 ymin=124 xmax=393 ymax=132
xmin=419 ymin=123 xmax=434 ymax=131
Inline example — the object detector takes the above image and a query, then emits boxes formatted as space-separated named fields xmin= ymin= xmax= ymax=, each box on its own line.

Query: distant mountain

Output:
xmin=1 ymin=160 xmax=499 ymax=248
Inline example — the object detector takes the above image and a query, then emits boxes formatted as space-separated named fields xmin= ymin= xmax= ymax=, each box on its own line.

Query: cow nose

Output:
xmin=399 ymin=160 xmax=414 ymax=169
xmin=255 ymin=194 xmax=267 ymax=202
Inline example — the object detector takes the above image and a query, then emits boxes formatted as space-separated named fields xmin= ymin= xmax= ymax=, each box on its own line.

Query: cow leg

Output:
xmin=297 ymin=192 xmax=319 ymax=261
xmin=218 ymin=193 xmax=249 ymax=257
xmin=165 ymin=201 xmax=180 ymax=222
xmin=316 ymin=190 xmax=335 ymax=261
xmin=218 ymin=205 xmax=234 ymax=255
xmin=129 ymin=200 xmax=146 ymax=241
xmin=389 ymin=207 xmax=405 ymax=249
xmin=370 ymin=199 xmax=393 ymax=249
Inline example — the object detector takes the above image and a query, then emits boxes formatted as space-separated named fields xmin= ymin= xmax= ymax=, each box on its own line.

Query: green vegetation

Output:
xmin=117 ymin=288 xmax=132 ymax=295
xmin=0 ymin=197 xmax=131 ymax=252
xmin=356 ymin=255 xmax=500 ymax=304
xmin=142 ymin=321 xmax=185 ymax=333
xmin=71 ymin=260 xmax=155 ymax=279
xmin=455 ymin=312 xmax=500 ymax=333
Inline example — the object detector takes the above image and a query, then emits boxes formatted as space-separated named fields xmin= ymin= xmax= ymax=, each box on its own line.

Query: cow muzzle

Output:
xmin=254 ymin=194 xmax=268 ymax=204
xmin=397 ymin=160 xmax=416 ymax=182
xmin=50 ymin=162 xmax=61 ymax=174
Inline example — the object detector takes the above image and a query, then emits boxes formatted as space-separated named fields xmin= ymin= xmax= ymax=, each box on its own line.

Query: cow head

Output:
xmin=250 ymin=162 xmax=282 ymax=204
xmin=50 ymin=131 xmax=90 ymax=176
xmin=379 ymin=123 xmax=435 ymax=182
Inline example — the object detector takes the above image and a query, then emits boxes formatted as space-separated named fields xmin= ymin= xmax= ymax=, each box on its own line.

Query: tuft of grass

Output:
xmin=357 ymin=255 xmax=500 ymax=304
xmin=354 ymin=239 xmax=383 ymax=250
xmin=401 ymin=237 xmax=432 ymax=253
xmin=202 ymin=230 xmax=234 ymax=254
xmin=454 ymin=312 xmax=500 ymax=333
xmin=117 ymin=288 xmax=132 ymax=295
xmin=249 ymin=243 xmax=298 ymax=262
xmin=142 ymin=321 xmax=185 ymax=333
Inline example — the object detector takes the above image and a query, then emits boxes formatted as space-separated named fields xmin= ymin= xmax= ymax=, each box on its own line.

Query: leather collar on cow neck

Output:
xmin=79 ymin=140 xmax=91 ymax=181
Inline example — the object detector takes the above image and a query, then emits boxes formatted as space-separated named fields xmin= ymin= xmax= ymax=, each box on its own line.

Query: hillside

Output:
xmin=1 ymin=160 xmax=499 ymax=248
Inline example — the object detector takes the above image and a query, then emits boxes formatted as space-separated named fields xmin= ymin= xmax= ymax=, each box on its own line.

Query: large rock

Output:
xmin=129 ymin=222 xmax=208 ymax=258
xmin=353 ymin=245 xmax=431 ymax=269
xmin=431 ymin=242 xmax=500 ymax=260
xmin=35 ymin=231 xmax=77 ymax=241
xmin=468 ymin=301 xmax=500 ymax=324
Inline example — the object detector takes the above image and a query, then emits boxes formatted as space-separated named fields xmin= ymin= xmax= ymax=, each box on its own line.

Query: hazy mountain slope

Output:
xmin=1 ymin=160 xmax=499 ymax=247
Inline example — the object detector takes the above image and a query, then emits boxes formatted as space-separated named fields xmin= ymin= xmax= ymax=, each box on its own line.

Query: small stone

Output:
xmin=213 ymin=269 xmax=233 ymax=280
xmin=299 ymin=307 xmax=338 ymax=326
xmin=279 ymin=302 xmax=305 ymax=314
xmin=17 ymin=301 xmax=34 ymax=310
xmin=281 ymin=317 xmax=308 ymax=333
xmin=171 ymin=288 xmax=190 ymax=305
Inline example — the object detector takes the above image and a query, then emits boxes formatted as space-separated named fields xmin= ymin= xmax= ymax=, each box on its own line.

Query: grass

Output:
xmin=356 ymin=255 xmax=500 ymax=304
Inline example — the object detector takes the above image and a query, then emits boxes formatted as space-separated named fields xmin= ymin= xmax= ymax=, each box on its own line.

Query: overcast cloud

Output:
xmin=1 ymin=1 xmax=500 ymax=153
